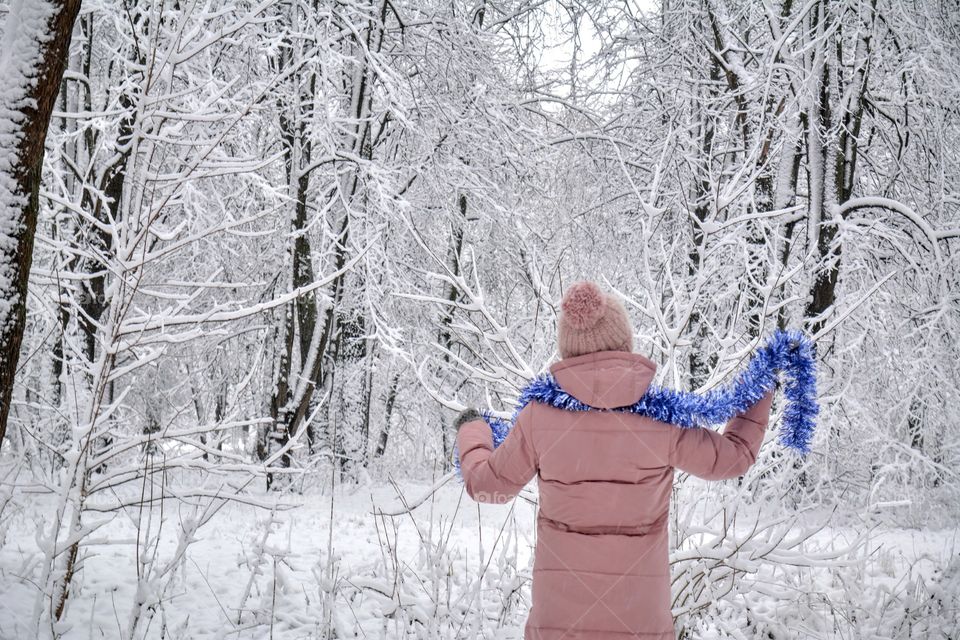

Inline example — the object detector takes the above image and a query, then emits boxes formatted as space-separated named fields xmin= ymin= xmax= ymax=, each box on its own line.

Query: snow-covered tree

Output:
xmin=0 ymin=0 xmax=80 ymax=453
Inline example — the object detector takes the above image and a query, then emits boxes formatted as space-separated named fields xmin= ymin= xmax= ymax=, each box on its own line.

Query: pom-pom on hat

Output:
xmin=557 ymin=281 xmax=634 ymax=359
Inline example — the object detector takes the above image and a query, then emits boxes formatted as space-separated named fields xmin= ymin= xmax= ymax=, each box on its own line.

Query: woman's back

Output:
xmin=526 ymin=349 xmax=677 ymax=638
xmin=455 ymin=282 xmax=774 ymax=639
xmin=536 ymin=350 xmax=671 ymax=536
xmin=458 ymin=348 xmax=773 ymax=638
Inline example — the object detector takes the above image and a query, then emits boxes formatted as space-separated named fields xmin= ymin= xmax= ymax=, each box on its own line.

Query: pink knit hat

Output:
xmin=557 ymin=281 xmax=634 ymax=359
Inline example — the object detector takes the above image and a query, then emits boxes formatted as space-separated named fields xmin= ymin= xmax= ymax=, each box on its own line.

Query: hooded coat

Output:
xmin=456 ymin=349 xmax=775 ymax=639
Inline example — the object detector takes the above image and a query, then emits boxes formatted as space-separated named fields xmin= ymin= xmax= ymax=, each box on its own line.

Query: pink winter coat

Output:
xmin=456 ymin=349 xmax=775 ymax=639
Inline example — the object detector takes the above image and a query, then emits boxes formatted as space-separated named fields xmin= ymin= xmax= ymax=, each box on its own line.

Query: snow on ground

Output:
xmin=0 ymin=476 xmax=537 ymax=639
xmin=0 ymin=477 xmax=956 ymax=639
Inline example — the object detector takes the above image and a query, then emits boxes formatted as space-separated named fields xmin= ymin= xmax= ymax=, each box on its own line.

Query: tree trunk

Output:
xmin=437 ymin=193 xmax=468 ymax=466
xmin=264 ymin=3 xmax=319 ymax=488
xmin=0 ymin=0 xmax=82 ymax=453
xmin=687 ymin=10 xmax=720 ymax=390
xmin=374 ymin=372 xmax=400 ymax=458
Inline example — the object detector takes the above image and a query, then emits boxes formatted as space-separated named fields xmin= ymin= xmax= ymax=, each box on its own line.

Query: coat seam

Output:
xmin=529 ymin=625 xmax=674 ymax=636
xmin=534 ymin=425 xmax=671 ymax=432
xmin=668 ymin=423 xmax=678 ymax=466
xmin=523 ymin=403 xmax=540 ymax=467
xmin=550 ymin=350 xmax=656 ymax=374
xmin=532 ymin=567 xmax=669 ymax=578
xmin=539 ymin=476 xmax=670 ymax=486
xmin=736 ymin=413 xmax=767 ymax=428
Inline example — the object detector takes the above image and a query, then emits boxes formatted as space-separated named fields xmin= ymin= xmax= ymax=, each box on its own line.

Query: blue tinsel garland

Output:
xmin=455 ymin=329 xmax=818 ymax=474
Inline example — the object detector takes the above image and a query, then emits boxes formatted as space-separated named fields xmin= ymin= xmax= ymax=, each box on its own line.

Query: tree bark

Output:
xmin=687 ymin=8 xmax=720 ymax=390
xmin=0 ymin=0 xmax=82 ymax=454
xmin=374 ymin=372 xmax=400 ymax=458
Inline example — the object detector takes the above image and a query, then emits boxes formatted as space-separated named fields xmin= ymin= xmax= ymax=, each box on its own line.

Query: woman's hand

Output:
xmin=453 ymin=408 xmax=482 ymax=431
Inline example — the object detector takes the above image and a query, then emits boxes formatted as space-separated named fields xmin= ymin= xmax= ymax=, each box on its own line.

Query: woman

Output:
xmin=455 ymin=280 xmax=774 ymax=640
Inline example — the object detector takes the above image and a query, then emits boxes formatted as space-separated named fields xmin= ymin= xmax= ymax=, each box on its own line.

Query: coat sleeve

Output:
xmin=456 ymin=404 xmax=538 ymax=503
xmin=669 ymin=389 xmax=775 ymax=480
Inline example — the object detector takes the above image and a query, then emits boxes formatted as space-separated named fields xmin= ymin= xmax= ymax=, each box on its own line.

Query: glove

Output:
xmin=453 ymin=408 xmax=483 ymax=432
